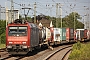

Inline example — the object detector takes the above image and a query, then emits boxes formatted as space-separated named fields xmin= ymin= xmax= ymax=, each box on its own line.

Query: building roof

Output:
xmin=37 ymin=18 xmax=51 ymax=27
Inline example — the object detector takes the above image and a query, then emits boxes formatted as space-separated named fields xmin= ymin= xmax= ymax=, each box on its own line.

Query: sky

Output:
xmin=0 ymin=0 xmax=90 ymax=28
xmin=1 ymin=0 xmax=89 ymax=16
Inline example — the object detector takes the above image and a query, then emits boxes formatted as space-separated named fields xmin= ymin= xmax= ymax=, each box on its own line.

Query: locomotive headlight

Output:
xmin=22 ymin=42 xmax=26 ymax=44
xmin=22 ymin=46 xmax=27 ymax=48
xmin=9 ymin=42 xmax=12 ymax=44
xmin=7 ymin=45 xmax=12 ymax=48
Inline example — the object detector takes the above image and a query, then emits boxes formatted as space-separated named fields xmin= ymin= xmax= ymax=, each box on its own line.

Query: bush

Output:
xmin=0 ymin=44 xmax=5 ymax=48
xmin=69 ymin=49 xmax=81 ymax=60
xmin=69 ymin=42 xmax=90 ymax=60
xmin=72 ymin=42 xmax=81 ymax=50
xmin=0 ymin=32 xmax=6 ymax=44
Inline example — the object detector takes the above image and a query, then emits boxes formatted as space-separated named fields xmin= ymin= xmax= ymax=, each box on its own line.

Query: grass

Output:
xmin=68 ymin=42 xmax=90 ymax=60
xmin=0 ymin=44 xmax=5 ymax=49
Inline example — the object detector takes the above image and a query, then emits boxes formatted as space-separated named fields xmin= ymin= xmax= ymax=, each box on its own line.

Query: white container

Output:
xmin=45 ymin=27 xmax=51 ymax=41
xmin=76 ymin=29 xmax=85 ymax=40
xmin=53 ymin=28 xmax=60 ymax=42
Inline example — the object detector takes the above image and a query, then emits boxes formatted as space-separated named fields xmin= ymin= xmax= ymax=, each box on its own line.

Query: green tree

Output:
xmin=51 ymin=17 xmax=56 ymax=27
xmin=44 ymin=12 xmax=83 ymax=28
xmin=0 ymin=20 xmax=6 ymax=35
xmin=60 ymin=12 xmax=83 ymax=28
xmin=0 ymin=20 xmax=6 ymax=44
xmin=0 ymin=32 xmax=6 ymax=44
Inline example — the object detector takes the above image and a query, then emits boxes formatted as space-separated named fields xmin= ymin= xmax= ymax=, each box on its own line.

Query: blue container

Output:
xmin=60 ymin=28 xmax=66 ymax=41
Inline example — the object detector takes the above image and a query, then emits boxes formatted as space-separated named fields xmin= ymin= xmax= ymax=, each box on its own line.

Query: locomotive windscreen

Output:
xmin=8 ymin=26 xmax=27 ymax=36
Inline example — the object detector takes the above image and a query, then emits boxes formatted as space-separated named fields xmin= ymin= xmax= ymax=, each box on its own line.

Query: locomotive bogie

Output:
xmin=6 ymin=44 xmax=29 ymax=54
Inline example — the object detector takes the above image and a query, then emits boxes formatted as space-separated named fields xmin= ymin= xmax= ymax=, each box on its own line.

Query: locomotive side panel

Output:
xmin=29 ymin=23 xmax=39 ymax=47
xmin=6 ymin=26 xmax=8 ymax=47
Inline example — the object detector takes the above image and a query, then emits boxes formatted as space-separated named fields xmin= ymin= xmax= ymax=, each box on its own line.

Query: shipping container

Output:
xmin=45 ymin=27 xmax=51 ymax=41
xmin=76 ymin=29 xmax=88 ymax=40
xmin=66 ymin=28 xmax=74 ymax=41
xmin=74 ymin=30 xmax=77 ymax=40
xmin=84 ymin=29 xmax=87 ymax=39
xmin=87 ymin=30 xmax=90 ymax=39
xmin=60 ymin=28 xmax=66 ymax=41
xmin=53 ymin=28 xmax=60 ymax=42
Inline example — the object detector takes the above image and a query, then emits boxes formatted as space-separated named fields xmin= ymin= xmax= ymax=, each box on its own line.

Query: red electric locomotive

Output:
xmin=6 ymin=19 xmax=40 ymax=54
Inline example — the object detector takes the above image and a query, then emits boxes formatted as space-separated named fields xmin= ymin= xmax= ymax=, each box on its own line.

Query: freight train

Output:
xmin=6 ymin=19 xmax=90 ymax=55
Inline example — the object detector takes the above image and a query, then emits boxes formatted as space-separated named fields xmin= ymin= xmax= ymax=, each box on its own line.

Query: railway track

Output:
xmin=0 ymin=48 xmax=28 ymax=60
xmin=0 ymin=46 xmax=48 ymax=60
xmin=43 ymin=45 xmax=72 ymax=60
xmin=2 ymin=56 xmax=27 ymax=60
xmin=0 ymin=53 xmax=29 ymax=60
xmin=61 ymin=49 xmax=72 ymax=60
xmin=0 ymin=45 xmax=72 ymax=60
xmin=0 ymin=48 xmax=6 ymax=52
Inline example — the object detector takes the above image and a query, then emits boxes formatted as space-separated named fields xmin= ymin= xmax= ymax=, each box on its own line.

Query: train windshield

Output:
xmin=8 ymin=26 xmax=27 ymax=36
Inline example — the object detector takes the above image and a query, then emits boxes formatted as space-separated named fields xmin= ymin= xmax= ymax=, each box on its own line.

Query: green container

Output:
xmin=60 ymin=28 xmax=66 ymax=41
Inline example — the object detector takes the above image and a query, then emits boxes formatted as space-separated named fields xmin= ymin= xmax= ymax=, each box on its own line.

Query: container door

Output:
xmin=54 ymin=28 xmax=60 ymax=42
xmin=80 ymin=30 xmax=84 ymax=39
xmin=84 ymin=29 xmax=87 ymax=39
xmin=66 ymin=28 xmax=70 ymax=41
xmin=60 ymin=28 xmax=66 ymax=41
xmin=46 ymin=27 xmax=51 ymax=41
xmin=62 ymin=28 xmax=66 ymax=40
xmin=70 ymin=28 xmax=74 ymax=40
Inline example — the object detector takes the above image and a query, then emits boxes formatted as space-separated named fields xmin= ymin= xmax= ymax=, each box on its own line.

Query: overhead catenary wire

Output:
xmin=7 ymin=0 xmax=46 ymax=16
xmin=51 ymin=0 xmax=70 ymax=16
xmin=7 ymin=0 xmax=89 ymax=18
xmin=34 ymin=2 xmax=56 ymax=17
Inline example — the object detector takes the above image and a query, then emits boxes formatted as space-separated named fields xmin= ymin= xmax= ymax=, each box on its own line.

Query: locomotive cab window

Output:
xmin=8 ymin=26 xmax=27 ymax=36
